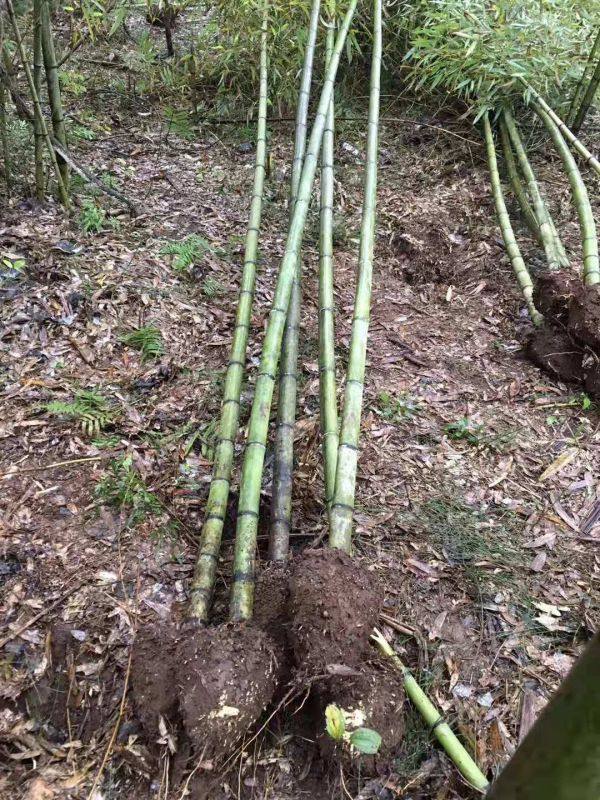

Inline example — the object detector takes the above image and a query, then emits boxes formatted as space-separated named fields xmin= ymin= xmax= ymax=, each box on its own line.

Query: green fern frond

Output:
xmin=121 ymin=326 xmax=164 ymax=361
xmin=46 ymin=389 xmax=116 ymax=436
xmin=160 ymin=234 xmax=213 ymax=272
xmin=201 ymin=275 xmax=224 ymax=298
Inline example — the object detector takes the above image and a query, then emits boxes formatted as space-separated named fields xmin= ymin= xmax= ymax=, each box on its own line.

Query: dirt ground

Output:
xmin=1 ymin=68 xmax=600 ymax=799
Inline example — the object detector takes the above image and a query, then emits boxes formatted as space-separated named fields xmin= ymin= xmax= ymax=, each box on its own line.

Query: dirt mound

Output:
xmin=533 ymin=271 xmax=579 ymax=324
xmin=253 ymin=562 xmax=290 ymax=649
xmin=568 ymin=284 xmax=600 ymax=352
xmin=177 ymin=622 xmax=282 ymax=757
xmin=130 ymin=620 xmax=180 ymax=738
xmin=526 ymin=328 xmax=584 ymax=384
xmin=288 ymin=548 xmax=383 ymax=675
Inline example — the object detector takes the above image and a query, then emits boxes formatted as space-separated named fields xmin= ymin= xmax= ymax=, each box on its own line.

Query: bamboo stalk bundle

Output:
xmin=572 ymin=54 xmax=600 ymax=136
xmin=33 ymin=0 xmax=44 ymax=199
xmin=230 ymin=0 xmax=360 ymax=622
xmin=533 ymin=105 xmax=599 ymax=287
xmin=521 ymin=80 xmax=600 ymax=178
xmin=318 ymin=16 xmax=338 ymax=508
xmin=328 ymin=0 xmax=382 ymax=554
xmin=483 ymin=113 xmax=542 ymax=326
xmin=372 ymin=630 xmax=489 ymax=793
xmin=189 ymin=2 xmax=270 ymax=623
xmin=270 ymin=0 xmax=321 ymax=563
xmin=569 ymin=28 xmax=600 ymax=133
xmin=40 ymin=0 xmax=69 ymax=191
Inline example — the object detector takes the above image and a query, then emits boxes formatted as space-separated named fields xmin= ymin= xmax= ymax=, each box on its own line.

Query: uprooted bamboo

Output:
xmin=533 ymin=104 xmax=600 ymax=287
xmin=4 ymin=0 xmax=69 ymax=207
xmin=33 ymin=0 xmax=44 ymax=199
xmin=372 ymin=629 xmax=489 ymax=793
xmin=502 ymin=108 xmax=560 ymax=271
xmin=483 ymin=113 xmax=542 ymax=326
xmin=269 ymin=0 xmax=321 ymax=563
xmin=329 ymin=0 xmax=382 ymax=554
xmin=318 ymin=16 xmax=338 ymax=507
xmin=189 ymin=2 xmax=269 ymax=623
xmin=40 ymin=0 xmax=69 ymax=191
xmin=570 ymin=27 xmax=600 ymax=134
xmin=521 ymin=80 xmax=600 ymax=178
xmin=230 ymin=0 xmax=360 ymax=622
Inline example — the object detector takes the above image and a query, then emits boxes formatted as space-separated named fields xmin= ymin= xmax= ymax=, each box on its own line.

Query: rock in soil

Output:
xmin=318 ymin=662 xmax=405 ymax=771
xmin=288 ymin=548 xmax=383 ymax=675
xmin=567 ymin=284 xmax=600 ymax=352
xmin=130 ymin=620 xmax=180 ymax=738
xmin=526 ymin=328 xmax=584 ymax=384
xmin=533 ymin=271 xmax=579 ymax=324
xmin=177 ymin=622 xmax=282 ymax=758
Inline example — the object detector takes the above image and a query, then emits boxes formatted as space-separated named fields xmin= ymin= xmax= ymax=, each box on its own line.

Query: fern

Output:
xmin=161 ymin=234 xmax=213 ymax=273
xmin=46 ymin=389 xmax=116 ymax=436
xmin=95 ymin=454 xmax=162 ymax=527
xmin=164 ymin=107 xmax=195 ymax=140
xmin=121 ymin=326 xmax=164 ymax=361
xmin=201 ymin=275 xmax=224 ymax=298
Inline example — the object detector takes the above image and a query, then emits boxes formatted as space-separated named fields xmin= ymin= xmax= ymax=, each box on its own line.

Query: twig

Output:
xmin=0 ymin=581 xmax=83 ymax=649
xmin=0 ymin=455 xmax=107 ymax=480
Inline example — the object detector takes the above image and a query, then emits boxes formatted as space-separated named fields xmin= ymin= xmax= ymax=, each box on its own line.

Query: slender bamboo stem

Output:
xmin=188 ymin=2 xmax=269 ymax=623
xmin=532 ymin=103 xmax=600 ymax=287
xmin=569 ymin=27 xmax=600 ymax=130
xmin=4 ymin=0 xmax=69 ymax=207
xmin=498 ymin=121 xmax=540 ymax=241
xmin=0 ymin=14 xmax=10 ymax=196
xmin=319 ymin=17 xmax=338 ymax=508
xmin=521 ymin=80 xmax=600 ymax=178
xmin=269 ymin=0 xmax=321 ymax=563
xmin=230 ymin=0 xmax=360 ymax=622
xmin=33 ymin=0 xmax=44 ymax=199
xmin=328 ymin=0 xmax=382 ymax=554
xmin=502 ymin=109 xmax=559 ymax=271
xmin=572 ymin=53 xmax=600 ymax=135
xmin=483 ymin=113 xmax=543 ymax=326
xmin=372 ymin=630 xmax=489 ymax=793
xmin=40 ymin=0 xmax=69 ymax=191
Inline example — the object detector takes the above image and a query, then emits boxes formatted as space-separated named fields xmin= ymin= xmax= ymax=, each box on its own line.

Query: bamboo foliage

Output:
xmin=532 ymin=104 xmax=600 ymax=287
xmin=40 ymin=0 xmax=69 ymax=191
xmin=328 ymin=0 xmax=382 ymax=554
xmin=230 ymin=0 xmax=359 ymax=622
xmin=270 ymin=0 xmax=321 ymax=563
xmin=318 ymin=15 xmax=338 ymax=508
xmin=483 ymin=113 xmax=543 ymax=326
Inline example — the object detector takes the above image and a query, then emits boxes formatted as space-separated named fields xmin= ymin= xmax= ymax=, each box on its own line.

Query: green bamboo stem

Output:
xmin=502 ymin=109 xmax=559 ymax=271
xmin=328 ymin=0 xmax=382 ymax=554
xmin=532 ymin=103 xmax=600 ymax=287
xmin=572 ymin=53 xmax=600 ymax=135
xmin=33 ymin=0 xmax=44 ymax=199
xmin=5 ymin=0 xmax=69 ymax=208
xmin=372 ymin=629 xmax=489 ymax=793
xmin=569 ymin=27 xmax=600 ymax=131
xmin=521 ymin=80 xmax=600 ymax=178
xmin=269 ymin=0 xmax=321 ymax=563
xmin=230 ymin=0 xmax=359 ymax=622
xmin=0 ymin=14 xmax=10 ymax=197
xmin=483 ymin=113 xmax=543 ymax=326
xmin=40 ymin=0 xmax=69 ymax=191
xmin=488 ymin=631 xmax=600 ymax=799
xmin=499 ymin=121 xmax=541 ymax=241
xmin=188 ymin=2 xmax=269 ymax=623
xmin=318 ymin=17 xmax=338 ymax=508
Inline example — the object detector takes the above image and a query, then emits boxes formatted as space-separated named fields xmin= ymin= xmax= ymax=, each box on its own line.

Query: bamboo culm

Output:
xmin=40 ymin=0 xmax=69 ymax=191
xmin=570 ymin=28 xmax=600 ymax=133
xmin=4 ymin=0 xmax=69 ymax=207
xmin=0 ymin=14 xmax=10 ymax=196
xmin=572 ymin=54 xmax=600 ymax=136
xmin=33 ymin=0 xmax=44 ymax=199
xmin=230 ymin=0 xmax=360 ymax=622
xmin=329 ymin=0 xmax=382 ymax=553
xmin=372 ymin=630 xmax=489 ymax=793
xmin=269 ymin=0 xmax=321 ymax=563
xmin=502 ymin=109 xmax=559 ymax=271
xmin=532 ymin=103 xmax=600 ymax=286
xmin=521 ymin=80 xmax=600 ymax=178
xmin=318 ymin=18 xmax=338 ymax=507
xmin=188 ymin=2 xmax=269 ymax=623
xmin=483 ymin=113 xmax=543 ymax=326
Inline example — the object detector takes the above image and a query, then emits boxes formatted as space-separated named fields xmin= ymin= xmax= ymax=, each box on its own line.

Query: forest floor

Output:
xmin=1 ymin=51 xmax=600 ymax=800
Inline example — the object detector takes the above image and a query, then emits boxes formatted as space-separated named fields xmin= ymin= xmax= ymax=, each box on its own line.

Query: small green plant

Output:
xmin=72 ymin=124 xmax=96 ymax=141
xmin=325 ymin=704 xmax=382 ymax=756
xmin=164 ymin=107 xmax=195 ymax=140
xmin=445 ymin=417 xmax=485 ymax=445
xmin=95 ymin=454 xmax=162 ymax=527
xmin=79 ymin=200 xmax=106 ymax=234
xmin=46 ymin=389 xmax=116 ymax=436
xmin=121 ymin=326 xmax=164 ymax=362
xmin=201 ymin=275 xmax=224 ymax=298
xmin=377 ymin=390 xmax=422 ymax=423
xmin=2 ymin=253 xmax=26 ymax=272
xmin=60 ymin=70 xmax=87 ymax=97
xmin=160 ymin=234 xmax=214 ymax=273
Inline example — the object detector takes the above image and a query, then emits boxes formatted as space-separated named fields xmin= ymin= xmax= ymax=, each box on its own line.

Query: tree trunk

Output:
xmin=164 ymin=19 xmax=174 ymax=58
xmin=33 ymin=0 xmax=44 ymax=199
xmin=487 ymin=632 xmax=600 ymax=800
xmin=0 ymin=14 xmax=11 ymax=197
xmin=40 ymin=0 xmax=69 ymax=191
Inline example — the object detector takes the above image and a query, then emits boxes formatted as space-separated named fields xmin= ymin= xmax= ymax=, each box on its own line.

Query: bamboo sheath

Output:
xmin=328 ymin=0 xmax=382 ymax=553
xmin=230 ymin=0 xmax=360 ymax=622
xmin=533 ymin=105 xmax=600 ymax=286
xmin=483 ymin=114 xmax=542 ymax=326
xmin=270 ymin=0 xmax=322 ymax=562
xmin=318 ymin=19 xmax=339 ymax=507
xmin=189 ymin=3 xmax=269 ymax=622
